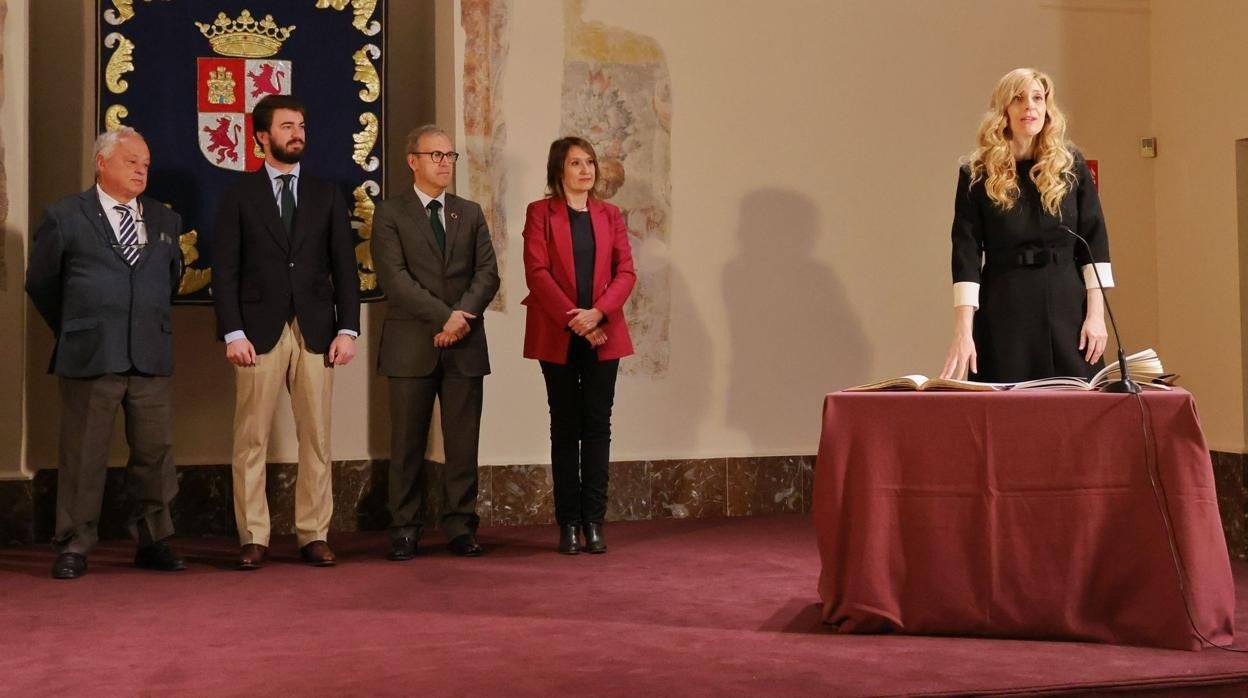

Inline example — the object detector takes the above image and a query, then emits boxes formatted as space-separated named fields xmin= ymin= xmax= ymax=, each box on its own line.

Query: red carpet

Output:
xmin=1 ymin=515 xmax=1246 ymax=696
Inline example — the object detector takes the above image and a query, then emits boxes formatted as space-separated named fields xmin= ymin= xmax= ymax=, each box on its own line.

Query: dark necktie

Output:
xmin=427 ymin=199 xmax=446 ymax=253
xmin=277 ymin=174 xmax=296 ymax=233
xmin=113 ymin=204 xmax=140 ymax=266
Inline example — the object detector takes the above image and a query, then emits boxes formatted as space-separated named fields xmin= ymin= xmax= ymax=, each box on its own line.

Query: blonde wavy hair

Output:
xmin=967 ymin=68 xmax=1075 ymax=216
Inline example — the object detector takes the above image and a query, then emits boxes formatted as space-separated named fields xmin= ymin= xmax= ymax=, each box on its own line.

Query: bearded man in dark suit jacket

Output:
xmin=212 ymin=95 xmax=361 ymax=570
xmin=26 ymin=127 xmax=186 ymax=579
xmin=372 ymin=125 xmax=499 ymax=560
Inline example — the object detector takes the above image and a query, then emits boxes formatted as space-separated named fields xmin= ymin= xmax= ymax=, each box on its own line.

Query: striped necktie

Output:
xmin=113 ymin=204 xmax=140 ymax=266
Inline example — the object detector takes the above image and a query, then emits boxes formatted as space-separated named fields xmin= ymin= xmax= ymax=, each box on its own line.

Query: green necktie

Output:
xmin=278 ymin=174 xmax=296 ymax=233
xmin=427 ymin=199 xmax=446 ymax=252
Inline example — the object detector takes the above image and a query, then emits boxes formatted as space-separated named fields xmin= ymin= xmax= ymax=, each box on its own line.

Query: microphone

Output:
xmin=1061 ymin=225 xmax=1140 ymax=394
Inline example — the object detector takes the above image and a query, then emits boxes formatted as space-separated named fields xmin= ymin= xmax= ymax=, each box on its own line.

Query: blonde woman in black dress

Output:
xmin=940 ymin=68 xmax=1113 ymax=382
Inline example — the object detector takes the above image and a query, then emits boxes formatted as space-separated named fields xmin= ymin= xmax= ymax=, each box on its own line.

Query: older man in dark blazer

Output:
xmin=26 ymin=127 xmax=185 ymax=579
xmin=212 ymin=95 xmax=360 ymax=570
xmin=372 ymin=125 xmax=499 ymax=560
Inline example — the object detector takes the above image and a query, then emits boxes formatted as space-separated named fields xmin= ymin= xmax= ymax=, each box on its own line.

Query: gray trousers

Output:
xmin=54 ymin=374 xmax=177 ymax=554
xmin=387 ymin=363 xmax=483 ymax=541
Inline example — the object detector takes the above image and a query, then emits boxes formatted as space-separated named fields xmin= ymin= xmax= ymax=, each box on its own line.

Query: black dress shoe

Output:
xmin=447 ymin=533 xmax=483 ymax=557
xmin=583 ymin=522 xmax=607 ymax=554
xmin=558 ymin=524 xmax=581 ymax=555
xmin=134 ymin=541 xmax=187 ymax=571
xmin=52 ymin=552 xmax=87 ymax=579
xmin=388 ymin=535 xmax=417 ymax=561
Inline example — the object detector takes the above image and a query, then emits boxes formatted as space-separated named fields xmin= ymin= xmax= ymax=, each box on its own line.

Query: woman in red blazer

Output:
xmin=522 ymin=136 xmax=636 ymax=555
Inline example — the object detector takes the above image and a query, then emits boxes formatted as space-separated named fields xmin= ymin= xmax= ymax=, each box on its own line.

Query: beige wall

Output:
xmin=1151 ymin=0 xmax=1246 ymax=452
xmin=0 ymin=0 xmax=29 ymax=479
xmin=24 ymin=1 xmax=107 ymax=471
xmin=15 ymin=0 xmax=1248 ymax=474
xmin=458 ymin=0 xmax=1160 ymax=464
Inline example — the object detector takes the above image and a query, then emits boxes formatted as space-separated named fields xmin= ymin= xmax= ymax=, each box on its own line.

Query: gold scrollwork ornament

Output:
xmin=177 ymin=230 xmax=213 ymax=296
xmin=352 ymin=113 xmax=380 ymax=172
xmin=351 ymin=181 xmax=381 ymax=292
xmin=104 ymin=0 xmax=135 ymax=25
xmin=316 ymin=0 xmax=381 ymax=36
xmin=352 ymin=45 xmax=381 ymax=103
xmin=104 ymin=33 xmax=136 ymax=94
xmin=105 ymin=0 xmax=171 ymax=26
xmin=104 ymin=105 xmax=130 ymax=131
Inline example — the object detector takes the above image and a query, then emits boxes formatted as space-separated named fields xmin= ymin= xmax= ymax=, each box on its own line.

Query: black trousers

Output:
xmin=55 ymin=374 xmax=177 ymax=555
xmin=387 ymin=357 xmax=484 ymax=541
xmin=540 ymin=338 xmax=619 ymax=527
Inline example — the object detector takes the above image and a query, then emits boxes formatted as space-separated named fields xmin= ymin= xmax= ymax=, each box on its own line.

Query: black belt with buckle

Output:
xmin=986 ymin=243 xmax=1073 ymax=269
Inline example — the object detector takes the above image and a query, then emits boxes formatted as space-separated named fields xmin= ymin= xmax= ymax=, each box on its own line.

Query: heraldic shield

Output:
xmin=198 ymin=58 xmax=292 ymax=171
xmin=96 ymin=2 xmax=387 ymax=304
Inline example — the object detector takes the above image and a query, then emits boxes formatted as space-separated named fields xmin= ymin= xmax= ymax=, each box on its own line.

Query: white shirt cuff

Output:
xmin=953 ymin=281 xmax=980 ymax=309
xmin=337 ymin=329 xmax=359 ymax=338
xmin=1081 ymin=263 xmax=1115 ymax=290
xmin=223 ymin=330 xmax=247 ymax=343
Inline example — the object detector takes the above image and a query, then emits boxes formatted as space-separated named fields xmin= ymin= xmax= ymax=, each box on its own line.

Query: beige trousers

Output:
xmin=231 ymin=321 xmax=334 ymax=547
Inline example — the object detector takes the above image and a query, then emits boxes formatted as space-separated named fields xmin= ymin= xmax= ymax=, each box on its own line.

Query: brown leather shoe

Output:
xmin=237 ymin=544 xmax=268 ymax=571
xmin=300 ymin=540 xmax=337 ymax=567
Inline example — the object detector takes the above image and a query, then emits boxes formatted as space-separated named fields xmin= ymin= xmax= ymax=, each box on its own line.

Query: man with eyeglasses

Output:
xmin=372 ymin=125 xmax=499 ymax=560
xmin=26 ymin=127 xmax=186 ymax=579
xmin=212 ymin=94 xmax=361 ymax=570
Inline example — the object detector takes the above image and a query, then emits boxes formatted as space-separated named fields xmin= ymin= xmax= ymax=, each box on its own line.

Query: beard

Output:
xmin=269 ymin=139 xmax=304 ymax=164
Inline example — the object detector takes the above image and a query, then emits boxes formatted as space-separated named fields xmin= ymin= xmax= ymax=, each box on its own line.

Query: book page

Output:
xmin=1010 ymin=377 xmax=1093 ymax=391
xmin=1090 ymin=348 xmax=1165 ymax=386
xmin=844 ymin=375 xmax=927 ymax=391
xmin=845 ymin=375 xmax=1003 ymax=392
xmin=918 ymin=378 xmax=1003 ymax=392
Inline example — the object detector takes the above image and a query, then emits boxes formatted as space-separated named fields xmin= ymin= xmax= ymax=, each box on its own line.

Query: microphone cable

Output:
xmin=1129 ymin=390 xmax=1246 ymax=652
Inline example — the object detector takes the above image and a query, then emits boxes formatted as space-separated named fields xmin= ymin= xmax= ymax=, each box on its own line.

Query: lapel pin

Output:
xmin=449 ymin=211 xmax=459 ymax=221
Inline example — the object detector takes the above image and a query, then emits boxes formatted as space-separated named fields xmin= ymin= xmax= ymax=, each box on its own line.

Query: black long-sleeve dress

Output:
xmin=950 ymin=151 xmax=1111 ymax=382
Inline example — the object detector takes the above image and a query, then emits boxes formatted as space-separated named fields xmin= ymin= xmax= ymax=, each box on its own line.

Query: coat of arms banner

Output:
xmin=96 ymin=0 xmax=387 ymax=303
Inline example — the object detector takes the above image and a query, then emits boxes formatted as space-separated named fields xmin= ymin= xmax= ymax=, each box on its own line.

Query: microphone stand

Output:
xmin=1062 ymin=226 xmax=1140 ymax=393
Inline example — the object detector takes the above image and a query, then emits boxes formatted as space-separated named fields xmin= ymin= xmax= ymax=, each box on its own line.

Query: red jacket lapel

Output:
xmin=588 ymin=199 xmax=614 ymax=302
xmin=548 ymin=199 xmax=577 ymax=298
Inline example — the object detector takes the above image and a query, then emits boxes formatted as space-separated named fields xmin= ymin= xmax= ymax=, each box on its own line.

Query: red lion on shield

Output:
xmin=202 ymin=117 xmax=241 ymax=164
xmin=247 ymin=64 xmax=286 ymax=98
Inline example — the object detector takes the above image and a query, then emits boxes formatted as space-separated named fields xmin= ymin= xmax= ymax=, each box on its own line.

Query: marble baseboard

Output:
xmin=491 ymin=463 xmax=554 ymax=526
xmin=7 ymin=451 xmax=1245 ymax=558
xmin=727 ymin=456 xmax=804 ymax=516
xmin=0 ymin=455 xmax=817 ymax=545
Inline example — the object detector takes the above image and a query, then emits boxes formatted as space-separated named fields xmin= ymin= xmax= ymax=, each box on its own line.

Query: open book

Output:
xmin=1011 ymin=348 xmax=1169 ymax=391
xmin=844 ymin=348 xmax=1169 ymax=393
xmin=844 ymin=375 xmax=1004 ymax=392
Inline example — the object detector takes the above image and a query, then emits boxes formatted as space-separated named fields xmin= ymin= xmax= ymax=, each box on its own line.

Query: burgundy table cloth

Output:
xmin=813 ymin=389 xmax=1235 ymax=650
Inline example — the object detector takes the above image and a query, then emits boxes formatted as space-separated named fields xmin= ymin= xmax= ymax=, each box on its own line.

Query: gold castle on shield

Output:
xmin=205 ymin=66 xmax=237 ymax=105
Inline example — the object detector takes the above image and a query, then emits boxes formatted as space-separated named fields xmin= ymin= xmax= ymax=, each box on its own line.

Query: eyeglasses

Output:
xmin=411 ymin=150 xmax=460 ymax=163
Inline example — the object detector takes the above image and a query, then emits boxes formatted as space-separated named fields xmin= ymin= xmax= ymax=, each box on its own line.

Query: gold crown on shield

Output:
xmin=195 ymin=10 xmax=295 ymax=58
